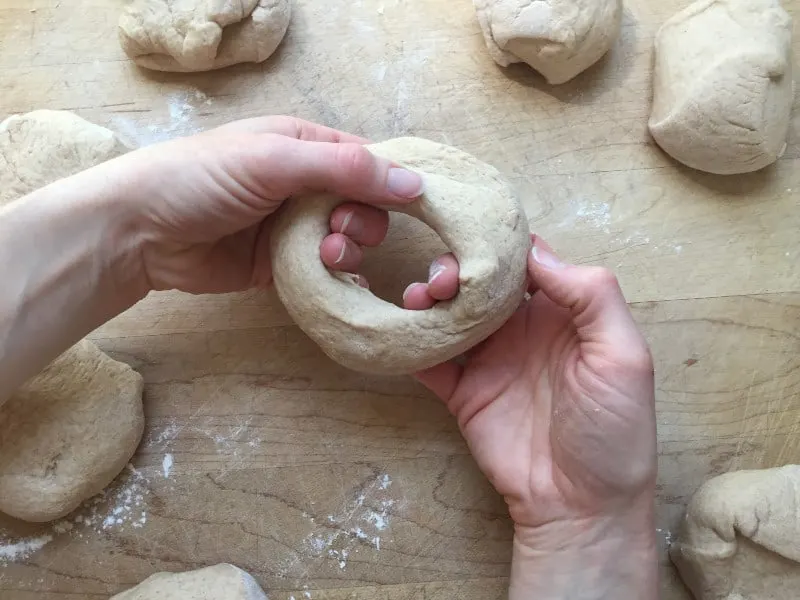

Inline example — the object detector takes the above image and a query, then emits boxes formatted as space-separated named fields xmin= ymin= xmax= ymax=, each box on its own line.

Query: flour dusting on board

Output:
xmin=279 ymin=473 xmax=398 ymax=576
xmin=0 ymin=534 xmax=53 ymax=563
xmin=162 ymin=453 xmax=174 ymax=478
xmin=111 ymin=88 xmax=210 ymax=146
xmin=0 ymin=463 xmax=152 ymax=564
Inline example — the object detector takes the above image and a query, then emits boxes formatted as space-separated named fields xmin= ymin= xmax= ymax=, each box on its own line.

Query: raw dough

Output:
xmin=670 ymin=465 xmax=800 ymax=600
xmin=111 ymin=564 xmax=268 ymax=599
xmin=270 ymin=137 xmax=530 ymax=375
xmin=118 ymin=0 xmax=291 ymax=72
xmin=648 ymin=0 xmax=793 ymax=175
xmin=474 ymin=0 xmax=623 ymax=84
xmin=0 ymin=110 xmax=144 ymax=523
xmin=0 ymin=341 xmax=144 ymax=522
xmin=0 ymin=110 xmax=131 ymax=205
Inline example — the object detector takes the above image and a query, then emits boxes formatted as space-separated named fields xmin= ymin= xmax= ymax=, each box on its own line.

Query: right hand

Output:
xmin=326 ymin=232 xmax=658 ymax=598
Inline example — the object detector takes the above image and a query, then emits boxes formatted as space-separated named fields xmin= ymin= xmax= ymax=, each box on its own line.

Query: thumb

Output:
xmin=528 ymin=237 xmax=650 ymax=366
xmin=259 ymin=137 xmax=425 ymax=206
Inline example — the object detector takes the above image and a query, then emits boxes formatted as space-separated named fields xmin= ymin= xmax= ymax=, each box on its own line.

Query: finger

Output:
xmin=427 ymin=253 xmax=459 ymax=301
xmin=330 ymin=203 xmax=389 ymax=247
xmin=208 ymin=116 xmax=370 ymax=144
xmin=402 ymin=282 xmax=436 ymax=310
xmin=320 ymin=233 xmax=363 ymax=272
xmin=527 ymin=237 xmax=649 ymax=364
xmin=526 ymin=233 xmax=541 ymax=295
xmin=415 ymin=361 xmax=463 ymax=403
xmin=265 ymin=138 xmax=424 ymax=204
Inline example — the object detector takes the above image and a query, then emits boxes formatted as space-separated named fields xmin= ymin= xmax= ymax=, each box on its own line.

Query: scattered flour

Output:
xmin=656 ymin=528 xmax=674 ymax=548
xmin=111 ymin=89 xmax=209 ymax=146
xmin=0 ymin=535 xmax=53 ymax=563
xmin=162 ymin=453 xmax=174 ymax=479
xmin=285 ymin=472 xmax=397 ymax=574
xmin=0 ymin=463 xmax=152 ymax=565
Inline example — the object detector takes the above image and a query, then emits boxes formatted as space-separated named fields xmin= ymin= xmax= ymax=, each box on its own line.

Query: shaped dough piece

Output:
xmin=474 ymin=0 xmax=623 ymax=84
xmin=118 ymin=0 xmax=291 ymax=72
xmin=670 ymin=465 xmax=800 ymax=600
xmin=0 ymin=110 xmax=131 ymax=205
xmin=111 ymin=564 xmax=268 ymax=599
xmin=0 ymin=110 xmax=143 ymax=523
xmin=649 ymin=0 xmax=793 ymax=175
xmin=270 ymin=137 xmax=530 ymax=375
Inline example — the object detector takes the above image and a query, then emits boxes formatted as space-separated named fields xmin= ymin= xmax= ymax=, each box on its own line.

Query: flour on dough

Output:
xmin=649 ymin=0 xmax=793 ymax=175
xmin=118 ymin=0 xmax=291 ymax=72
xmin=0 ymin=110 xmax=143 ymax=523
xmin=270 ymin=137 xmax=530 ymax=376
xmin=111 ymin=564 xmax=268 ymax=600
xmin=670 ymin=465 xmax=800 ymax=600
xmin=474 ymin=0 xmax=623 ymax=84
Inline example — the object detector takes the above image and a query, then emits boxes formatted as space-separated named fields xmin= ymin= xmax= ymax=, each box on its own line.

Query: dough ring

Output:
xmin=270 ymin=137 xmax=530 ymax=375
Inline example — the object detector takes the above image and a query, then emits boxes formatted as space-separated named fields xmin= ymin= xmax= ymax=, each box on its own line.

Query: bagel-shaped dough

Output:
xmin=270 ymin=137 xmax=530 ymax=375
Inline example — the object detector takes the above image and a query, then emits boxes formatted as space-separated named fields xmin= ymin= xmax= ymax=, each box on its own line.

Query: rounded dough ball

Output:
xmin=118 ymin=0 xmax=291 ymax=72
xmin=270 ymin=137 xmax=530 ymax=376
xmin=670 ymin=465 xmax=800 ymax=600
xmin=0 ymin=110 xmax=143 ymax=523
xmin=648 ymin=0 xmax=793 ymax=175
xmin=474 ymin=0 xmax=623 ymax=84
xmin=0 ymin=341 xmax=144 ymax=522
xmin=111 ymin=564 xmax=268 ymax=599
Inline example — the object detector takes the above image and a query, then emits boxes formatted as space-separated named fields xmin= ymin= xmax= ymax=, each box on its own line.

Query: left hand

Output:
xmin=103 ymin=116 xmax=426 ymax=294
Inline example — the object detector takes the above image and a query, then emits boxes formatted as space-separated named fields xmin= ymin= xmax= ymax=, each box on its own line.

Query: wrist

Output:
xmin=509 ymin=502 xmax=658 ymax=600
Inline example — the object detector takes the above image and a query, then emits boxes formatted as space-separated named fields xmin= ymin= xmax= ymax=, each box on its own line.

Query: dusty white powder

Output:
xmin=162 ymin=453 xmax=174 ymax=479
xmin=0 ymin=464 xmax=152 ymax=565
xmin=0 ymin=535 xmax=53 ymax=563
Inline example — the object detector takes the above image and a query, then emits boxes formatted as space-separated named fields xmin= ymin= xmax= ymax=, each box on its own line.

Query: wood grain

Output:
xmin=1 ymin=0 xmax=799 ymax=598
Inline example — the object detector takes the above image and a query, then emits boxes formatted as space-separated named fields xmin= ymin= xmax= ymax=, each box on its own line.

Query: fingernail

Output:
xmin=339 ymin=210 xmax=362 ymax=237
xmin=429 ymin=261 xmax=446 ymax=283
xmin=402 ymin=282 xmax=424 ymax=302
xmin=531 ymin=245 xmax=565 ymax=269
xmin=335 ymin=241 xmax=348 ymax=265
xmin=387 ymin=168 xmax=424 ymax=198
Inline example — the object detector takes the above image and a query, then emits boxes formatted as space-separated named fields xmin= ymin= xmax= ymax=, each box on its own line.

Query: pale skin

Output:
xmin=0 ymin=116 xmax=658 ymax=599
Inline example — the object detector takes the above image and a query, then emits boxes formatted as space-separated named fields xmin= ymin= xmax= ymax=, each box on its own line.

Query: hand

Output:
xmin=367 ymin=236 xmax=658 ymax=599
xmin=110 ymin=116 xmax=424 ymax=294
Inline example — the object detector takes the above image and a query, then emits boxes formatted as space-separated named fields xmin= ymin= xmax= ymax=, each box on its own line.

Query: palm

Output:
xmin=446 ymin=291 xmax=656 ymax=529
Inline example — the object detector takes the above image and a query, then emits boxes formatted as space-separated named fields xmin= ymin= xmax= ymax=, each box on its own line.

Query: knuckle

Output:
xmin=584 ymin=266 xmax=620 ymax=293
xmin=334 ymin=143 xmax=374 ymax=179
xmin=621 ymin=343 xmax=655 ymax=375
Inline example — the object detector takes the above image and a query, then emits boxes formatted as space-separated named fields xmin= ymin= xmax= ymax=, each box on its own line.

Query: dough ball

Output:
xmin=648 ymin=0 xmax=793 ymax=175
xmin=111 ymin=564 xmax=268 ymax=599
xmin=0 ymin=111 xmax=143 ymax=523
xmin=118 ymin=0 xmax=292 ymax=72
xmin=0 ymin=341 xmax=144 ymax=522
xmin=270 ymin=137 xmax=530 ymax=375
xmin=670 ymin=465 xmax=800 ymax=600
xmin=0 ymin=110 xmax=131 ymax=206
xmin=474 ymin=0 xmax=623 ymax=84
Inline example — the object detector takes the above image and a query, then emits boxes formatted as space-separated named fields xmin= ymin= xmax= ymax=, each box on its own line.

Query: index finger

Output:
xmin=259 ymin=137 xmax=425 ymax=205
xmin=207 ymin=116 xmax=370 ymax=144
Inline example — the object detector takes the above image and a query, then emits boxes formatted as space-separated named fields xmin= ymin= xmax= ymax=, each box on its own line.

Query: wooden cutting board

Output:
xmin=1 ymin=0 xmax=799 ymax=598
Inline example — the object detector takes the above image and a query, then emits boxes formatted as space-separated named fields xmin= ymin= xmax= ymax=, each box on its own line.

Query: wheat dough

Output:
xmin=474 ymin=0 xmax=623 ymax=84
xmin=111 ymin=564 xmax=268 ymax=599
xmin=649 ymin=0 xmax=793 ymax=175
xmin=0 ymin=110 xmax=144 ymax=522
xmin=670 ymin=465 xmax=800 ymax=600
xmin=270 ymin=137 xmax=530 ymax=375
xmin=118 ymin=0 xmax=291 ymax=72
